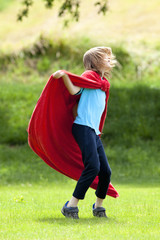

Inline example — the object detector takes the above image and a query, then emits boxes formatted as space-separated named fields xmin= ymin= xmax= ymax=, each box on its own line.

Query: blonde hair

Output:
xmin=83 ymin=46 xmax=116 ymax=79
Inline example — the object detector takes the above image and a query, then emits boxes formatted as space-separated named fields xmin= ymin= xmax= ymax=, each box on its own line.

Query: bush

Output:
xmin=102 ymin=86 xmax=160 ymax=147
xmin=0 ymin=36 xmax=160 ymax=147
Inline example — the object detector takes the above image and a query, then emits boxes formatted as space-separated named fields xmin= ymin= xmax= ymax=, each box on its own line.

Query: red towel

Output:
xmin=28 ymin=70 xmax=119 ymax=198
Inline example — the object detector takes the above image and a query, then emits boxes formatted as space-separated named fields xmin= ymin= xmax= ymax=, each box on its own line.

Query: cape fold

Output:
xmin=28 ymin=70 xmax=119 ymax=198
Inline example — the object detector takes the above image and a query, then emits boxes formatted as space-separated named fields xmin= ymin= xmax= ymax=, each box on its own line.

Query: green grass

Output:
xmin=0 ymin=139 xmax=159 ymax=239
xmin=0 ymin=143 xmax=159 ymax=186
xmin=0 ymin=183 xmax=159 ymax=240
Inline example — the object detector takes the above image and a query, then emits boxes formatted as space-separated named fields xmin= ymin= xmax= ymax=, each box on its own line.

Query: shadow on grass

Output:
xmin=36 ymin=216 xmax=118 ymax=225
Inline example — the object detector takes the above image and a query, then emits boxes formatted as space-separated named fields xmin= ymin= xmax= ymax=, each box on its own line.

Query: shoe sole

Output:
xmin=61 ymin=208 xmax=79 ymax=219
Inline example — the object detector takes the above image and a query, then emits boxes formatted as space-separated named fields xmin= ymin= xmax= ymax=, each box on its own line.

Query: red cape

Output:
xmin=28 ymin=70 xmax=119 ymax=198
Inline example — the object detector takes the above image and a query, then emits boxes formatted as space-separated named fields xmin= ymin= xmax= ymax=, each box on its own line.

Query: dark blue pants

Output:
xmin=72 ymin=123 xmax=111 ymax=200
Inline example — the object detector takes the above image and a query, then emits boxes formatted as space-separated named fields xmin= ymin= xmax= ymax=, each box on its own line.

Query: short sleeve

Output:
xmin=74 ymin=88 xmax=83 ymax=95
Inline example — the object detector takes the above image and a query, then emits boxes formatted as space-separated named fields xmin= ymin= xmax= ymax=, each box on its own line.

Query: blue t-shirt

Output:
xmin=74 ymin=88 xmax=106 ymax=135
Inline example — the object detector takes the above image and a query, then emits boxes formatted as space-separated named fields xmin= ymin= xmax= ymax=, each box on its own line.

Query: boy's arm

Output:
xmin=53 ymin=70 xmax=81 ymax=95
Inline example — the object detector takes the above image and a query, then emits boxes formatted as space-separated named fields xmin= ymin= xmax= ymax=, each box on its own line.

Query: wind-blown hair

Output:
xmin=83 ymin=46 xmax=116 ymax=79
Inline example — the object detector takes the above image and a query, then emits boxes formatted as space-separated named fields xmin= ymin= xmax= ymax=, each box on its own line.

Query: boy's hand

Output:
xmin=52 ymin=70 xmax=81 ymax=95
xmin=52 ymin=70 xmax=67 ymax=79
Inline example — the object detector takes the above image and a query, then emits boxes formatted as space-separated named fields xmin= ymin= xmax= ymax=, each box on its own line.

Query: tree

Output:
xmin=17 ymin=0 xmax=108 ymax=25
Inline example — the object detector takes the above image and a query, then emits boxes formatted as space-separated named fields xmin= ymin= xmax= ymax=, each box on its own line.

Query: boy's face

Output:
xmin=101 ymin=54 xmax=112 ymax=72
xmin=104 ymin=55 xmax=111 ymax=68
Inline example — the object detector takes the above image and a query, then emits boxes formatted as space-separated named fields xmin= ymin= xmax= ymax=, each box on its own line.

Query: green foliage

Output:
xmin=112 ymin=46 xmax=132 ymax=67
xmin=17 ymin=0 xmax=33 ymax=21
xmin=1 ymin=35 xmax=160 ymax=81
xmin=0 ymin=82 xmax=160 ymax=147
xmin=102 ymin=86 xmax=160 ymax=146
xmin=17 ymin=0 xmax=108 ymax=23
xmin=95 ymin=1 xmax=108 ymax=15
xmin=37 ymin=56 xmax=51 ymax=72
xmin=0 ymin=82 xmax=43 ymax=145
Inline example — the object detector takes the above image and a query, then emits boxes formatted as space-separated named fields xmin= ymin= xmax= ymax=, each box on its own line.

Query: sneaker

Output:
xmin=61 ymin=201 xmax=79 ymax=219
xmin=92 ymin=203 xmax=107 ymax=218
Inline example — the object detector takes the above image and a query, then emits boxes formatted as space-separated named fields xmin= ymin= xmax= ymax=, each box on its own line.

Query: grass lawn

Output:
xmin=0 ymin=143 xmax=159 ymax=239
xmin=0 ymin=182 xmax=159 ymax=240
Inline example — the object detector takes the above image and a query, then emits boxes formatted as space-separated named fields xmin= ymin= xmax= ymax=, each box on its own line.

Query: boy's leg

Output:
xmin=95 ymin=197 xmax=104 ymax=208
xmin=95 ymin=136 xmax=111 ymax=200
xmin=67 ymin=196 xmax=79 ymax=207
xmin=72 ymin=124 xmax=100 ymax=200
xmin=92 ymin=137 xmax=111 ymax=217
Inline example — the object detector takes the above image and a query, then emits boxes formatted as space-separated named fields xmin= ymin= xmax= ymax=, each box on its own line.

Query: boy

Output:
xmin=53 ymin=47 xmax=116 ymax=219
